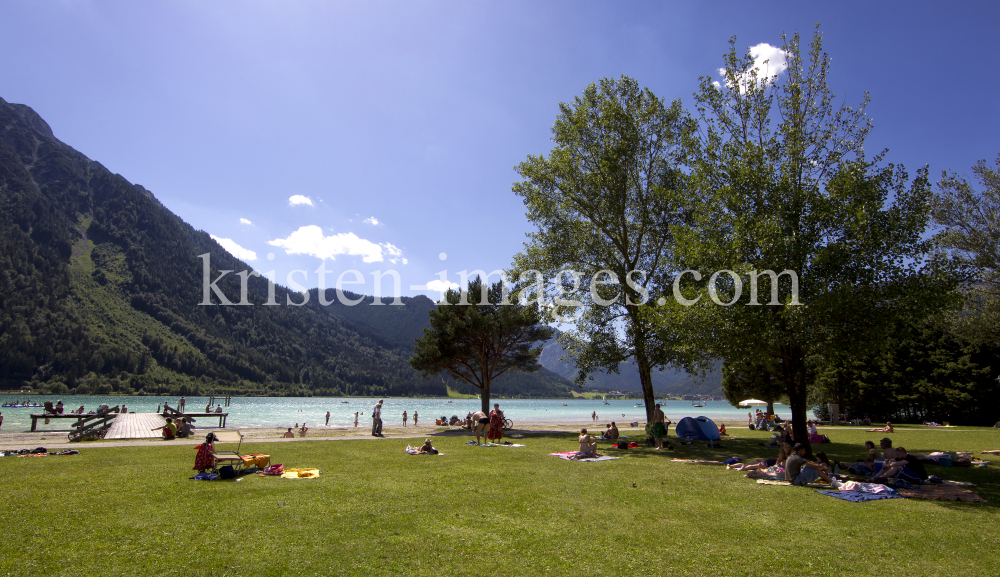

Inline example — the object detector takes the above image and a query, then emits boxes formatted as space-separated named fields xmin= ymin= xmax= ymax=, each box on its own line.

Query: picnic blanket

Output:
xmin=816 ymin=490 xmax=902 ymax=503
xmin=894 ymin=484 xmax=988 ymax=503
xmin=549 ymin=451 xmax=620 ymax=462
xmin=756 ymin=479 xmax=829 ymax=488
xmin=281 ymin=468 xmax=320 ymax=479
xmin=671 ymin=459 xmax=725 ymax=465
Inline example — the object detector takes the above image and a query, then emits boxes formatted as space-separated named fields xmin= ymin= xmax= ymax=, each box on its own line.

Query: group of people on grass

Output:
xmin=729 ymin=433 xmax=929 ymax=486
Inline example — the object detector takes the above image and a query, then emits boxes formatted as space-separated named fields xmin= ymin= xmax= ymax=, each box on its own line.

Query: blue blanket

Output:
xmin=815 ymin=490 xmax=902 ymax=502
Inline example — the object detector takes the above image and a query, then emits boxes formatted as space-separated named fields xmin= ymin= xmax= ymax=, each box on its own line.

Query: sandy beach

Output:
xmin=0 ymin=418 xmax=694 ymax=451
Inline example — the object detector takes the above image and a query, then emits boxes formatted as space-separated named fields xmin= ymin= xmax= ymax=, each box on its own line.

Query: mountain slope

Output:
xmin=0 ymin=97 xmax=573 ymax=398
xmin=538 ymin=336 xmax=723 ymax=396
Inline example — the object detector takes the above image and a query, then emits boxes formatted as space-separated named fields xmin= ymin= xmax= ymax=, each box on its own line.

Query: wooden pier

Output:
xmin=105 ymin=413 xmax=166 ymax=439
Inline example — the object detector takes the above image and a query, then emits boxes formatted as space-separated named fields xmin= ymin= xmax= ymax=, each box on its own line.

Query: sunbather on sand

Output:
xmin=573 ymin=428 xmax=600 ymax=459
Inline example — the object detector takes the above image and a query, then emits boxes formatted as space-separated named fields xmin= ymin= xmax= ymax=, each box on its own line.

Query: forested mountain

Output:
xmin=0 ymin=97 xmax=574 ymax=398
xmin=538 ymin=335 xmax=724 ymax=396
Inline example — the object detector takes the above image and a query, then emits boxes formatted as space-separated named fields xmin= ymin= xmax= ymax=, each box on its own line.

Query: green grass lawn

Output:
xmin=2 ymin=426 xmax=998 ymax=576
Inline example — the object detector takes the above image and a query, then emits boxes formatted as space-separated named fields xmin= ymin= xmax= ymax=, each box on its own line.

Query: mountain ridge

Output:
xmin=0 ymin=97 xmax=574 ymax=399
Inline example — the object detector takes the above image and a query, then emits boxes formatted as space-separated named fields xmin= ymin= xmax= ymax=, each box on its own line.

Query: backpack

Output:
xmin=219 ymin=465 xmax=237 ymax=479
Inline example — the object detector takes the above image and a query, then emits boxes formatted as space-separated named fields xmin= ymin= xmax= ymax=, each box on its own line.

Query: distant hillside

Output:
xmin=539 ymin=336 xmax=723 ymax=396
xmin=0 ymin=97 xmax=573 ymax=399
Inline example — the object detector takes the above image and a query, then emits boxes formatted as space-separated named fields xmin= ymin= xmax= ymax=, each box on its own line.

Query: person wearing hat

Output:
xmin=785 ymin=443 xmax=836 ymax=486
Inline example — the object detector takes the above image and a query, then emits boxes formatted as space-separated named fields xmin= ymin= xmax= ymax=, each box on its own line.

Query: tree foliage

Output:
xmin=511 ymin=75 xmax=698 ymax=421
xmin=409 ymin=278 xmax=554 ymax=413
xmin=655 ymin=26 xmax=952 ymax=447
xmin=932 ymin=154 xmax=1000 ymax=345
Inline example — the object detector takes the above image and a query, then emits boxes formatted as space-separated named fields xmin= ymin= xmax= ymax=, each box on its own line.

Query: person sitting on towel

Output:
xmin=602 ymin=422 xmax=620 ymax=439
xmin=785 ymin=443 xmax=834 ymax=486
xmin=872 ymin=447 xmax=927 ymax=484
xmin=573 ymin=428 xmax=600 ymax=459
xmin=417 ymin=438 xmax=438 ymax=454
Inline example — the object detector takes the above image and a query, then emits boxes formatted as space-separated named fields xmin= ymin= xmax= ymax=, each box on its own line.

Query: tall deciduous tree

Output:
xmin=932 ymin=154 xmax=1000 ymax=345
xmin=409 ymin=278 xmax=554 ymax=413
xmin=511 ymin=76 xmax=698 ymax=422
xmin=659 ymin=26 xmax=949 ymax=449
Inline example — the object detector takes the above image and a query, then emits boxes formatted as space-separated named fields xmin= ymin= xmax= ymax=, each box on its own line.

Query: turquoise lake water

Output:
xmin=0 ymin=394 xmax=790 ymax=432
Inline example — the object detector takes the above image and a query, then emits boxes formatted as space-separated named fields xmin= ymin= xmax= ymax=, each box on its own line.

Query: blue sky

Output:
xmin=2 ymin=1 xmax=997 ymax=299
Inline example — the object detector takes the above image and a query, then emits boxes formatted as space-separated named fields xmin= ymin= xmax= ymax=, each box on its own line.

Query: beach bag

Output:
xmin=219 ymin=465 xmax=237 ymax=479
xmin=617 ymin=441 xmax=629 ymax=450
xmin=261 ymin=463 xmax=284 ymax=476
xmin=748 ymin=424 xmax=755 ymax=430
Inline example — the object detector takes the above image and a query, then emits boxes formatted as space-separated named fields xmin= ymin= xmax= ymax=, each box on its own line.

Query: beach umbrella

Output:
xmin=738 ymin=399 xmax=768 ymax=407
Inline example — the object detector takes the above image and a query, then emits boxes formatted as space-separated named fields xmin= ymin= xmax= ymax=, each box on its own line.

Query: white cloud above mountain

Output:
xmin=426 ymin=279 xmax=459 ymax=292
xmin=268 ymin=225 xmax=400 ymax=263
xmin=210 ymin=235 xmax=257 ymax=261
xmin=288 ymin=195 xmax=314 ymax=207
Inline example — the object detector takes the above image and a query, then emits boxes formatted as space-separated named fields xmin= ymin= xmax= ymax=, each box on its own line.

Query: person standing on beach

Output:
xmin=487 ymin=403 xmax=505 ymax=443
xmin=471 ymin=410 xmax=489 ymax=445
xmin=372 ymin=400 xmax=383 ymax=436
xmin=325 ymin=411 xmax=330 ymax=426
xmin=354 ymin=412 xmax=359 ymax=428
xmin=402 ymin=411 xmax=408 ymax=426
xmin=652 ymin=404 xmax=667 ymax=450
xmin=413 ymin=411 xmax=418 ymax=426
xmin=179 ymin=396 xmax=185 ymax=412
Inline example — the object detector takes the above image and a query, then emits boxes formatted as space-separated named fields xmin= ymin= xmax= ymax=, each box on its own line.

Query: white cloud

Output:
xmin=363 ymin=216 xmax=381 ymax=226
xmin=239 ymin=218 xmax=253 ymax=225
xmin=210 ymin=235 xmax=257 ymax=261
xmin=426 ymin=279 xmax=459 ymax=292
xmin=288 ymin=195 xmax=314 ymax=207
xmin=268 ymin=225 xmax=388 ymax=263
xmin=719 ymin=42 xmax=788 ymax=93
xmin=380 ymin=242 xmax=407 ymax=264
xmin=712 ymin=81 xmax=721 ymax=90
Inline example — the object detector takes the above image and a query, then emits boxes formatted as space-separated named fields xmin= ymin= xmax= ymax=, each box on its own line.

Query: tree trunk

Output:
xmin=636 ymin=350 xmax=656 ymax=423
xmin=766 ymin=400 xmax=775 ymax=416
xmin=481 ymin=377 xmax=491 ymax=414
xmin=781 ymin=345 xmax=812 ymax=458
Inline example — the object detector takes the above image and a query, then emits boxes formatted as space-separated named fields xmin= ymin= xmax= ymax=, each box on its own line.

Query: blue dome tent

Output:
xmin=674 ymin=416 xmax=721 ymax=441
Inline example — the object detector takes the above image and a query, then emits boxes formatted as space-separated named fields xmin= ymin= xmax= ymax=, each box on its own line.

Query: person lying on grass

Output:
xmin=152 ymin=417 xmax=177 ymax=440
xmin=416 ymin=439 xmax=438 ymax=454
xmin=573 ymin=428 xmax=601 ymax=459
xmin=785 ymin=443 xmax=835 ymax=486
xmin=867 ymin=421 xmax=893 ymax=433
xmin=733 ymin=441 xmax=792 ymax=475
xmin=872 ymin=447 xmax=927 ymax=484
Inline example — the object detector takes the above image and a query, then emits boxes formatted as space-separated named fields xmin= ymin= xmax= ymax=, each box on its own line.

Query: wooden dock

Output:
xmin=105 ymin=413 xmax=167 ymax=439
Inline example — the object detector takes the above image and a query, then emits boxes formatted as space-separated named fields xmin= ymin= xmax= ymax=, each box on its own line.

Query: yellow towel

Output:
xmin=281 ymin=468 xmax=319 ymax=479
